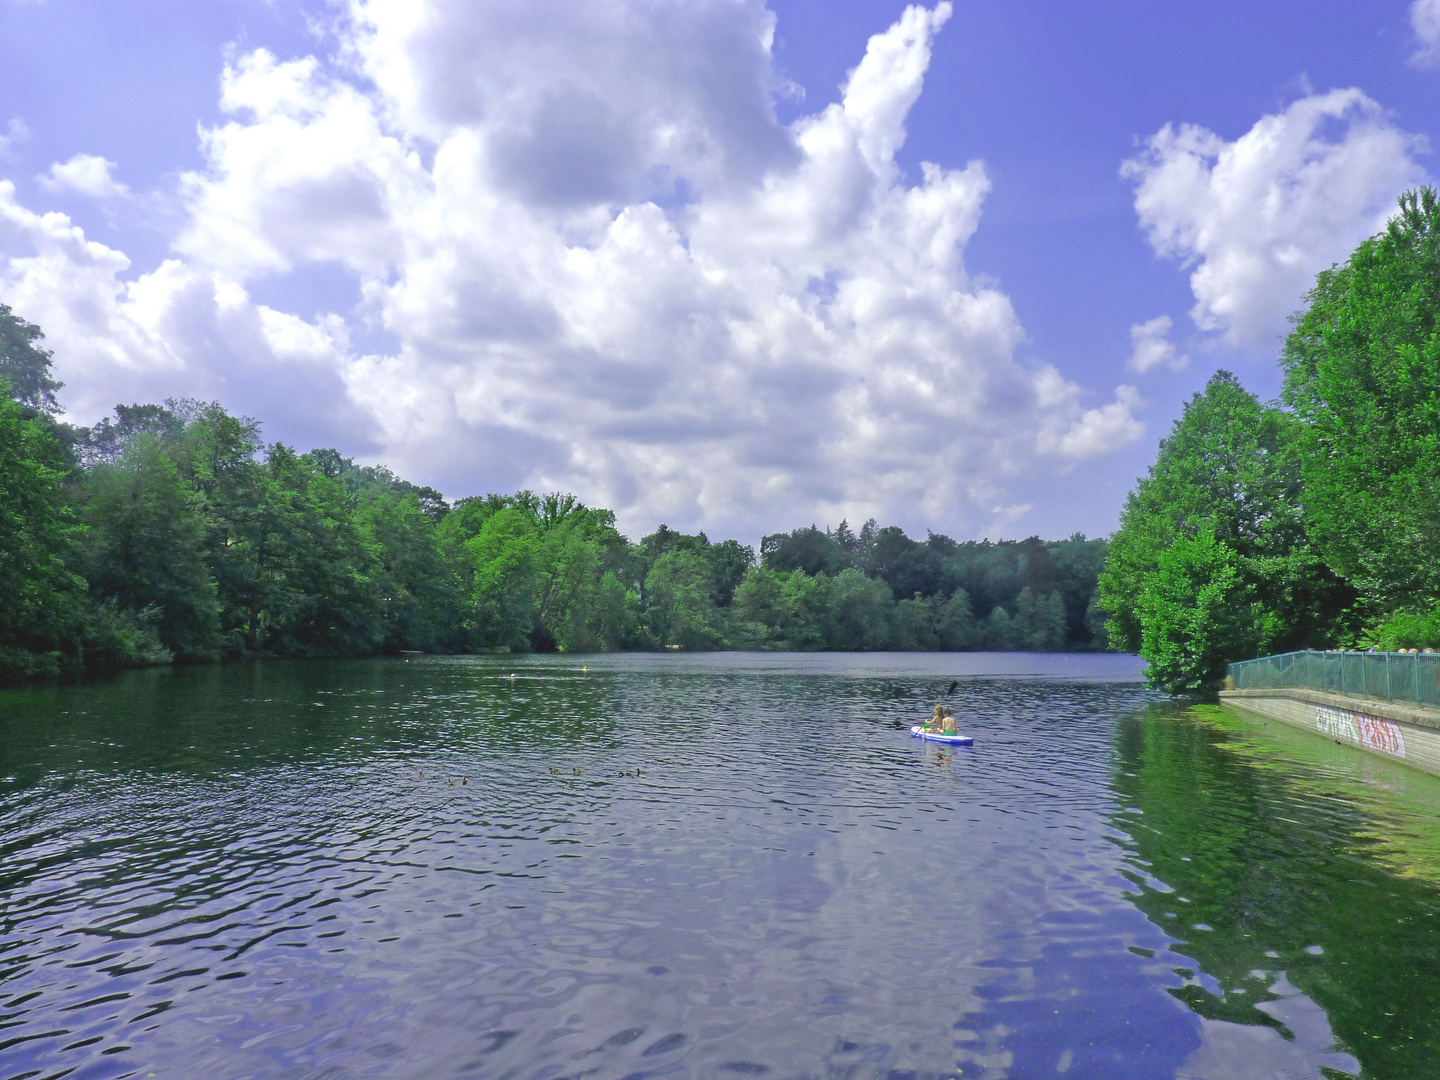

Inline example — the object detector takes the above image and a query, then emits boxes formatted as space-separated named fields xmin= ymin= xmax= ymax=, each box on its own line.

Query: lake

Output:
xmin=3 ymin=652 xmax=1440 ymax=1079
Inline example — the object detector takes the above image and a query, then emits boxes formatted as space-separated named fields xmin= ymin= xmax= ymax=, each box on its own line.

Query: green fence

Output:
xmin=1228 ymin=650 xmax=1440 ymax=709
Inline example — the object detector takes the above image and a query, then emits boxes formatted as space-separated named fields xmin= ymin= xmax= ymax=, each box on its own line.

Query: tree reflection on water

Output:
xmin=1110 ymin=702 xmax=1440 ymax=1078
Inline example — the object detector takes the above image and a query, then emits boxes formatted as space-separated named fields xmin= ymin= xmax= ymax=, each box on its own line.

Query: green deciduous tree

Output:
xmin=0 ymin=305 xmax=62 ymax=416
xmin=777 ymin=570 xmax=831 ymax=649
xmin=761 ymin=525 xmax=849 ymax=576
xmin=1100 ymin=371 xmax=1347 ymax=688
xmin=586 ymin=571 xmax=643 ymax=650
xmin=731 ymin=566 xmax=786 ymax=648
xmin=1015 ymin=586 xmax=1067 ymax=651
xmin=645 ymin=550 xmax=719 ymax=648
xmin=356 ymin=490 xmax=463 ymax=652
xmin=0 ymin=394 xmax=85 ymax=680
xmin=445 ymin=492 xmax=626 ymax=651
xmin=259 ymin=444 xmax=386 ymax=656
xmin=1100 ymin=370 xmax=1349 ymax=693
xmin=890 ymin=595 xmax=938 ymax=650
xmin=937 ymin=589 xmax=980 ymax=650
xmin=457 ymin=506 xmax=543 ymax=649
xmin=826 ymin=568 xmax=893 ymax=649
xmin=83 ymin=434 xmax=221 ymax=661
xmin=1137 ymin=528 xmax=1277 ymax=695
xmin=1281 ymin=186 xmax=1440 ymax=613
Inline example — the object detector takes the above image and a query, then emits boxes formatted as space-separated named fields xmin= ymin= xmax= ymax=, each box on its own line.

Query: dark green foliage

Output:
xmin=0 ymin=394 xmax=86 ymax=680
xmin=825 ymin=568 xmax=894 ymax=649
xmin=761 ymin=525 xmax=850 ymax=577
xmin=83 ymin=434 xmax=221 ymax=661
xmin=707 ymin=539 xmax=755 ymax=607
xmin=0 ymin=310 xmax=1112 ymax=682
xmin=869 ymin=526 xmax=946 ymax=599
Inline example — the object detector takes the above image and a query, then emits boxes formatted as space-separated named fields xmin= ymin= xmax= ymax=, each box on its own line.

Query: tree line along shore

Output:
xmin=0 ymin=325 xmax=1108 ymax=682
xmin=3 ymin=186 xmax=1436 ymax=693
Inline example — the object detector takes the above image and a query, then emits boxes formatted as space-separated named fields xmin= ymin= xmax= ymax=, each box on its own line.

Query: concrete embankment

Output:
xmin=1220 ymin=688 xmax=1440 ymax=777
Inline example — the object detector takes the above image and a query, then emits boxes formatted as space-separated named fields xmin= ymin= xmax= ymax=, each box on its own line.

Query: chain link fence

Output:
xmin=1228 ymin=650 xmax=1440 ymax=709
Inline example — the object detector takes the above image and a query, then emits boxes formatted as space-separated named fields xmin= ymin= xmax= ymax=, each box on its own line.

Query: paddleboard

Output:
xmin=910 ymin=725 xmax=973 ymax=745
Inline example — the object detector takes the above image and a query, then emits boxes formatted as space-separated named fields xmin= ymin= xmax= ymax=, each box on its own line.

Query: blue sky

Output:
xmin=1 ymin=0 xmax=1435 ymax=544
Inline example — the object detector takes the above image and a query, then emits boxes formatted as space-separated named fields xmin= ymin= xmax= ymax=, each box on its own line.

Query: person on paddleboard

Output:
xmin=925 ymin=704 xmax=959 ymax=734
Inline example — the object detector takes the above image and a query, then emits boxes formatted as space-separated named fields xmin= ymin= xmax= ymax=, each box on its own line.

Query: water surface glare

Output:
xmin=3 ymin=653 xmax=1440 ymax=1078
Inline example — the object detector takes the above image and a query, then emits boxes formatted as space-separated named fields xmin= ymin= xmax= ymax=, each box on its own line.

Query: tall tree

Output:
xmin=0 ymin=305 xmax=62 ymax=417
xmin=0 ymin=395 xmax=85 ymax=680
xmin=644 ymin=550 xmax=719 ymax=648
xmin=355 ymin=489 xmax=462 ymax=652
xmin=825 ymin=568 xmax=893 ymax=649
xmin=731 ymin=567 xmax=786 ymax=648
xmin=1099 ymin=371 xmax=1348 ymax=692
xmin=83 ymin=434 xmax=222 ymax=661
xmin=761 ymin=526 xmax=849 ymax=576
xmin=1281 ymin=186 xmax=1440 ymax=612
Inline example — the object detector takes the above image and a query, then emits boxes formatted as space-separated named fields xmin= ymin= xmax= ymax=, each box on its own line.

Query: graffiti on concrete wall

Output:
xmin=1314 ymin=704 xmax=1407 ymax=758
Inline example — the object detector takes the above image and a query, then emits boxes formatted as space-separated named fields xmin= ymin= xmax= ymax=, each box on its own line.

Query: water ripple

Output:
xmin=5 ymin=653 xmax=1432 ymax=1078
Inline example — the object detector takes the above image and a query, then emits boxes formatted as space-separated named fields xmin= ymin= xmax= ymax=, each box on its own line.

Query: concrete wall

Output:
xmin=1219 ymin=688 xmax=1440 ymax=777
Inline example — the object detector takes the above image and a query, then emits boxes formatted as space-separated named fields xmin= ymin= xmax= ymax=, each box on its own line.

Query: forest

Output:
xmin=1101 ymin=187 xmax=1440 ymax=694
xmin=0 ymin=318 xmax=1108 ymax=682
xmin=19 ymin=181 xmax=1429 ymax=693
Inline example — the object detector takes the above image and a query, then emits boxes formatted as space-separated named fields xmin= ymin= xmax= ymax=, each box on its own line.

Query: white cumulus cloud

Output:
xmin=38 ymin=153 xmax=130 ymax=199
xmin=1035 ymin=373 xmax=1144 ymax=466
xmin=0 ymin=0 xmax=1144 ymax=539
xmin=1123 ymin=89 xmax=1428 ymax=349
xmin=0 ymin=181 xmax=378 ymax=448
xmin=1127 ymin=314 xmax=1187 ymax=374
xmin=1412 ymin=0 xmax=1440 ymax=67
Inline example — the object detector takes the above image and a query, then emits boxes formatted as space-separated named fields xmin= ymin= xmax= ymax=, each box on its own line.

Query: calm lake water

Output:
xmin=3 ymin=652 xmax=1440 ymax=1079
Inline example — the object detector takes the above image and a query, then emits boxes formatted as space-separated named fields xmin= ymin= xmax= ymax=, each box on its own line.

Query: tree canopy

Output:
xmin=0 ymin=305 xmax=62 ymax=417
xmin=1100 ymin=370 xmax=1350 ymax=692
xmin=0 ymin=306 xmax=1115 ymax=685
xmin=1281 ymin=185 xmax=1440 ymax=611
xmin=1106 ymin=186 xmax=1440 ymax=693
xmin=0 ymin=326 xmax=1112 ymax=682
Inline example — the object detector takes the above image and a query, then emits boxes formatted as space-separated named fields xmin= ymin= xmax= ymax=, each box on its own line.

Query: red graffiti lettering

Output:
xmin=1355 ymin=713 xmax=1404 ymax=756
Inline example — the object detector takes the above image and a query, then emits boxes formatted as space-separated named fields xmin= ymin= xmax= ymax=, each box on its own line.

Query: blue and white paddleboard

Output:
xmin=910 ymin=726 xmax=973 ymax=745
